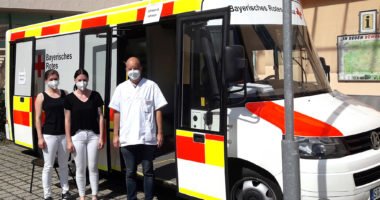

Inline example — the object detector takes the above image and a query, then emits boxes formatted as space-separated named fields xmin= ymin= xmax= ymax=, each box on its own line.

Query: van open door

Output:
xmin=80 ymin=26 xmax=113 ymax=172
xmin=175 ymin=8 xmax=230 ymax=199
xmin=11 ymin=38 xmax=36 ymax=149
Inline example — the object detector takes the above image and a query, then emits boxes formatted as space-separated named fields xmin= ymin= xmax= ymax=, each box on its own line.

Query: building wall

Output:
xmin=302 ymin=0 xmax=380 ymax=97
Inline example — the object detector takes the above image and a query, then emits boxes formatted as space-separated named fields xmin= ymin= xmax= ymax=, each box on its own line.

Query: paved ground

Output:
xmin=0 ymin=140 xmax=178 ymax=200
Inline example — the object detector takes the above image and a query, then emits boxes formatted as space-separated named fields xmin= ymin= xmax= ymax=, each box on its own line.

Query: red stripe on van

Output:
xmin=137 ymin=7 xmax=146 ymax=21
xmin=161 ymin=2 xmax=174 ymax=17
xmin=176 ymin=135 xmax=205 ymax=163
xmin=11 ymin=31 xmax=25 ymax=41
xmin=245 ymin=101 xmax=343 ymax=137
xmin=41 ymin=24 xmax=60 ymax=36
xmin=13 ymin=110 xmax=30 ymax=127
xmin=81 ymin=16 xmax=107 ymax=29
xmin=205 ymin=134 xmax=224 ymax=142
xmin=30 ymin=96 xmax=33 ymax=113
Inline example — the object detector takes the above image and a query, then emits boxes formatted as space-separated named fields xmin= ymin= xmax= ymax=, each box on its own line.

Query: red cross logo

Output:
xmin=296 ymin=8 xmax=303 ymax=19
xmin=35 ymin=54 xmax=45 ymax=77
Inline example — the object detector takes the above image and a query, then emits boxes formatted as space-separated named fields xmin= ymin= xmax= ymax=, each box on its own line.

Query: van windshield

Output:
xmin=227 ymin=25 xmax=331 ymax=102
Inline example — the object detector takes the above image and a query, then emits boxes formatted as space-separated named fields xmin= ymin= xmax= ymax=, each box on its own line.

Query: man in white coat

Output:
xmin=109 ymin=57 xmax=167 ymax=200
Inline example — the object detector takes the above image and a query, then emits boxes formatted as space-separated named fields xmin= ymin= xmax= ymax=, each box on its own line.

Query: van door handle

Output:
xmin=193 ymin=133 xmax=205 ymax=143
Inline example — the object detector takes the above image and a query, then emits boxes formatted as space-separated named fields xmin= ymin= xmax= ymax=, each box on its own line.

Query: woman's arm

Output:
xmin=34 ymin=93 xmax=45 ymax=149
xmin=98 ymin=106 xmax=105 ymax=150
xmin=64 ymin=109 xmax=75 ymax=152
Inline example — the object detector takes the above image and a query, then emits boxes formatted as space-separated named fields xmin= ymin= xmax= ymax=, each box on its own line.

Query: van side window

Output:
xmin=178 ymin=19 xmax=224 ymax=132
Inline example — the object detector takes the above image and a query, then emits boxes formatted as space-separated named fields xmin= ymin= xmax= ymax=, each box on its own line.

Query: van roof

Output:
xmin=7 ymin=0 xmax=307 ymax=42
xmin=7 ymin=0 xmax=202 ymax=41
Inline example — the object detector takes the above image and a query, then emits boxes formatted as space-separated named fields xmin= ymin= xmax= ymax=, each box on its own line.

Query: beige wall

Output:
xmin=0 ymin=0 xmax=137 ymax=12
xmin=302 ymin=0 xmax=380 ymax=96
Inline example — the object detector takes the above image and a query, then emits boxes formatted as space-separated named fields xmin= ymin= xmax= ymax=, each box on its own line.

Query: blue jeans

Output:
xmin=120 ymin=145 xmax=156 ymax=200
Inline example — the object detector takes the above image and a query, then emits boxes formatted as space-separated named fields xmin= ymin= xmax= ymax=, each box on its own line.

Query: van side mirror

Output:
xmin=225 ymin=45 xmax=248 ymax=106
xmin=225 ymin=45 xmax=247 ymax=84
xmin=319 ymin=57 xmax=330 ymax=82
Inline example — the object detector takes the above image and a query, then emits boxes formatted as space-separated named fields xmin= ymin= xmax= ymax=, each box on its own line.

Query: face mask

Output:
xmin=76 ymin=81 xmax=88 ymax=91
xmin=47 ymin=80 xmax=59 ymax=89
xmin=128 ymin=69 xmax=141 ymax=81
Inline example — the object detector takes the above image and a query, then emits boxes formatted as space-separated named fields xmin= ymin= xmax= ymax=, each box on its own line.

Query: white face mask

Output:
xmin=128 ymin=69 xmax=141 ymax=81
xmin=47 ymin=80 xmax=59 ymax=89
xmin=76 ymin=81 xmax=88 ymax=91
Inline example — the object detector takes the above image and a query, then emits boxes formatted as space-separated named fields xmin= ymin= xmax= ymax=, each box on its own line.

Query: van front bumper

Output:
xmin=299 ymin=149 xmax=380 ymax=200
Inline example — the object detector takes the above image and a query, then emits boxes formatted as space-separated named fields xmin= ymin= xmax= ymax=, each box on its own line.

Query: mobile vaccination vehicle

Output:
xmin=5 ymin=0 xmax=380 ymax=199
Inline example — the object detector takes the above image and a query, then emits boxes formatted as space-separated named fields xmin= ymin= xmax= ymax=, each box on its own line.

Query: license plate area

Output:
xmin=371 ymin=185 xmax=380 ymax=200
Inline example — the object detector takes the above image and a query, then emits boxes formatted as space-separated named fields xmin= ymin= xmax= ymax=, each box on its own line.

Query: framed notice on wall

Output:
xmin=337 ymin=34 xmax=380 ymax=82
xmin=359 ymin=10 xmax=377 ymax=33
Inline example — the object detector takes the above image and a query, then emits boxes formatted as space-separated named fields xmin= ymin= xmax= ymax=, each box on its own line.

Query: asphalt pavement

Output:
xmin=0 ymin=140 xmax=178 ymax=200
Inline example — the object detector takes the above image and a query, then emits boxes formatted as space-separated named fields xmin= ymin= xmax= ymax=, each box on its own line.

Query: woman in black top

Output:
xmin=35 ymin=70 xmax=71 ymax=200
xmin=64 ymin=69 xmax=104 ymax=200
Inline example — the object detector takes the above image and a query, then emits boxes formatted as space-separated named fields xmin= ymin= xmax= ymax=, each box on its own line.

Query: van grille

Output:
xmin=348 ymin=128 xmax=380 ymax=186
xmin=354 ymin=165 xmax=380 ymax=186
xmin=343 ymin=128 xmax=380 ymax=154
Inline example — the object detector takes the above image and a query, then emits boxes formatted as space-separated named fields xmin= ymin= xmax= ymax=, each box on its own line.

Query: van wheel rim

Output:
xmin=232 ymin=178 xmax=275 ymax=200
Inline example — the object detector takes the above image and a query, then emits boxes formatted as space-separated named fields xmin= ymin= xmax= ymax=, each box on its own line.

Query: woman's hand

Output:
xmin=67 ymin=141 xmax=75 ymax=153
xmin=98 ymin=138 xmax=104 ymax=150
xmin=38 ymin=138 xmax=46 ymax=149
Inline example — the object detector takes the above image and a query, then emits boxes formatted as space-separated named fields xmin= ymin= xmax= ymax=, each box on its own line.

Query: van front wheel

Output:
xmin=230 ymin=168 xmax=282 ymax=200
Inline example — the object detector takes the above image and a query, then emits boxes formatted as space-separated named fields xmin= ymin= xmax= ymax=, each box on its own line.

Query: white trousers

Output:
xmin=42 ymin=134 xmax=69 ymax=199
xmin=72 ymin=130 xmax=99 ymax=197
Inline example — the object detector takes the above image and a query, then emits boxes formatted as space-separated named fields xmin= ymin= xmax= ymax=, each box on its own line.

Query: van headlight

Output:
xmin=295 ymin=137 xmax=349 ymax=159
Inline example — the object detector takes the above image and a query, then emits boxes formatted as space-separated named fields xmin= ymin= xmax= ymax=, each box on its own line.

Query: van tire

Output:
xmin=230 ymin=167 xmax=283 ymax=200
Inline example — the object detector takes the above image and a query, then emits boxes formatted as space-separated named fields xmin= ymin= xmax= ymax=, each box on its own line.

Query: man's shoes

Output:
xmin=44 ymin=197 xmax=53 ymax=200
xmin=62 ymin=191 xmax=72 ymax=200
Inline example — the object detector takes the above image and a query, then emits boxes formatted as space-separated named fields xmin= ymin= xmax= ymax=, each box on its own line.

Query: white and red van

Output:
xmin=5 ymin=0 xmax=380 ymax=199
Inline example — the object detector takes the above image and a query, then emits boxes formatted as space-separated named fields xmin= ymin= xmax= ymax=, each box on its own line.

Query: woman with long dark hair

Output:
xmin=35 ymin=69 xmax=71 ymax=200
xmin=64 ymin=69 xmax=104 ymax=200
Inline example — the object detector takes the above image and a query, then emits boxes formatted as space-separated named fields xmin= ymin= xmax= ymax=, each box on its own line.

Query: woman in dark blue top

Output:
xmin=64 ymin=69 xmax=104 ymax=200
xmin=35 ymin=69 xmax=71 ymax=200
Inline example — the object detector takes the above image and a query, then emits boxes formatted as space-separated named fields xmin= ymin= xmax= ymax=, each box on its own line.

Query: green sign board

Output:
xmin=337 ymin=33 xmax=380 ymax=81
